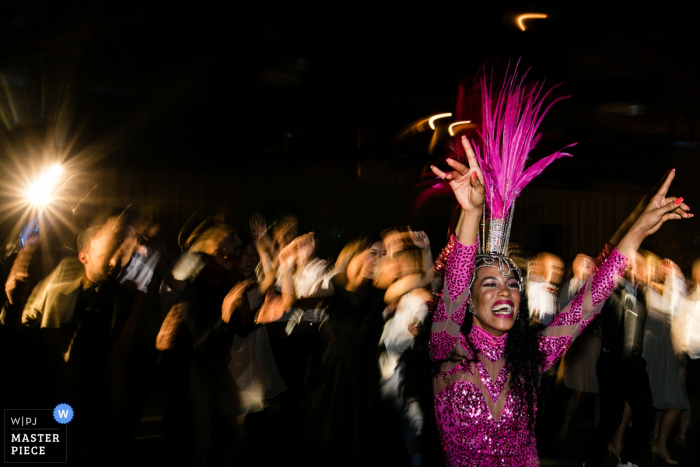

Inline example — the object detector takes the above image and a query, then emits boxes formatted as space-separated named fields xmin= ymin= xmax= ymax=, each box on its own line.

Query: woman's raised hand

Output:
xmin=250 ymin=213 xmax=268 ymax=243
xmin=617 ymin=170 xmax=692 ymax=257
xmin=632 ymin=170 xmax=692 ymax=238
xmin=409 ymin=229 xmax=430 ymax=250
xmin=430 ymin=136 xmax=485 ymax=213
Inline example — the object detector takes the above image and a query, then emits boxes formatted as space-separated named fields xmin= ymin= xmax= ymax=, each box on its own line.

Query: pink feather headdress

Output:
xmin=458 ymin=61 xmax=576 ymax=255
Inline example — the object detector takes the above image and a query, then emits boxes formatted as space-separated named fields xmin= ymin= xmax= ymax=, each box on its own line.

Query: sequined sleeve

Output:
xmin=429 ymin=235 xmax=477 ymax=360
xmin=539 ymin=247 xmax=629 ymax=371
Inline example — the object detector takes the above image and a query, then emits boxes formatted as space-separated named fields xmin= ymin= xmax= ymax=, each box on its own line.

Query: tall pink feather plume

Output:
xmin=469 ymin=61 xmax=576 ymax=219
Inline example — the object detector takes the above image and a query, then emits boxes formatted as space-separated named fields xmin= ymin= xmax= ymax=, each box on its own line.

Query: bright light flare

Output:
xmin=428 ymin=113 xmax=452 ymax=130
xmin=448 ymin=121 xmax=472 ymax=136
xmin=516 ymin=13 xmax=547 ymax=31
xmin=26 ymin=164 xmax=63 ymax=207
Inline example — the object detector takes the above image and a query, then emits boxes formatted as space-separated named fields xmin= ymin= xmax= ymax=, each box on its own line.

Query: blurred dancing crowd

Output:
xmin=1 ymin=200 xmax=699 ymax=466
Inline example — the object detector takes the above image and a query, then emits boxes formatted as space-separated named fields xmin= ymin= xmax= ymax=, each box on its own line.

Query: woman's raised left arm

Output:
xmin=539 ymin=247 xmax=628 ymax=371
xmin=539 ymin=170 xmax=692 ymax=371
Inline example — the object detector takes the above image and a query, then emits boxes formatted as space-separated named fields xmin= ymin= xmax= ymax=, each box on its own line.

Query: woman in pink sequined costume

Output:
xmin=428 ymin=136 xmax=691 ymax=466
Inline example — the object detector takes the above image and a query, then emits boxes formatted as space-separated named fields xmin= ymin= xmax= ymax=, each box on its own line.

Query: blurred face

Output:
xmin=544 ymin=255 xmax=564 ymax=285
xmin=205 ymin=230 xmax=242 ymax=271
xmin=528 ymin=260 xmax=544 ymax=282
xmin=373 ymin=255 xmax=402 ymax=289
xmin=240 ymin=243 xmax=260 ymax=276
xmin=573 ymin=254 xmax=595 ymax=281
xmin=80 ymin=218 xmax=124 ymax=283
xmin=471 ymin=266 xmax=521 ymax=337
xmin=350 ymin=241 xmax=386 ymax=281
xmin=383 ymin=230 xmax=409 ymax=259
xmin=274 ymin=216 xmax=298 ymax=248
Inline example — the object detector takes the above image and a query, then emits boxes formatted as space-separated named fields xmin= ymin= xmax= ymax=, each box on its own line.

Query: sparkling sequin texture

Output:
xmin=469 ymin=325 xmax=508 ymax=362
xmin=541 ymin=248 xmax=628 ymax=371
xmin=431 ymin=244 xmax=629 ymax=466
xmin=430 ymin=237 xmax=477 ymax=361
xmin=428 ymin=237 xmax=457 ymax=314
xmin=474 ymin=356 xmax=509 ymax=402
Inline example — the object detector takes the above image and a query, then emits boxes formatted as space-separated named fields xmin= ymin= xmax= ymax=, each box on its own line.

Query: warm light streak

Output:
xmin=448 ymin=121 xmax=472 ymax=136
xmin=428 ymin=113 xmax=452 ymax=130
xmin=516 ymin=13 xmax=547 ymax=31
xmin=26 ymin=164 xmax=63 ymax=207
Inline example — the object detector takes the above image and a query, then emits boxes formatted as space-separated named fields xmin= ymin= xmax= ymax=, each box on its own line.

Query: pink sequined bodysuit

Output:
xmin=430 ymin=237 xmax=628 ymax=466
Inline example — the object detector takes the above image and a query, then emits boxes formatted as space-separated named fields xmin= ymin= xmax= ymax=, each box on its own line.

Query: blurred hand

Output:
xmin=5 ymin=239 xmax=38 ymax=305
xmin=430 ymin=136 xmax=485 ymax=214
xmin=278 ymin=242 xmax=297 ymax=272
xmin=292 ymin=232 xmax=315 ymax=262
xmin=222 ymin=279 xmax=253 ymax=323
xmin=409 ymin=229 xmax=430 ymax=250
xmin=662 ymin=259 xmax=684 ymax=279
xmin=156 ymin=303 xmax=187 ymax=351
xmin=255 ymin=289 xmax=295 ymax=324
xmin=250 ymin=213 xmax=267 ymax=243
xmin=278 ymin=232 xmax=315 ymax=271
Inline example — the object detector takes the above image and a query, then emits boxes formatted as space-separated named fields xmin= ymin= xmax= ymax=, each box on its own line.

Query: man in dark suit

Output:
xmin=7 ymin=212 xmax=151 ymax=465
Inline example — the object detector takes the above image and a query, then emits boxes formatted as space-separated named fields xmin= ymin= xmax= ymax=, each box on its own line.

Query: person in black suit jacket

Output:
xmin=3 ymin=212 xmax=150 ymax=465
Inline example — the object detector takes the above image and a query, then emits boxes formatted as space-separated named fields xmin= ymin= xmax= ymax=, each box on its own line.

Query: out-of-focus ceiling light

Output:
xmin=448 ymin=121 xmax=472 ymax=136
xmin=26 ymin=164 xmax=63 ymax=207
xmin=428 ymin=113 xmax=452 ymax=130
xmin=516 ymin=13 xmax=547 ymax=31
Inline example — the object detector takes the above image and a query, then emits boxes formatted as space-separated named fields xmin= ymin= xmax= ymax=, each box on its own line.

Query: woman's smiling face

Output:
xmin=470 ymin=266 xmax=521 ymax=336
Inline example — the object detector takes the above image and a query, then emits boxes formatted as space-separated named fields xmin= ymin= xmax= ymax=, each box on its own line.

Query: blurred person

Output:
xmin=377 ymin=229 xmax=433 ymax=466
xmin=559 ymin=254 xmax=596 ymax=308
xmin=527 ymin=252 xmax=565 ymax=452
xmin=302 ymin=229 xmax=433 ymax=466
xmin=250 ymin=218 xmax=333 ymax=459
xmin=556 ymin=254 xmax=601 ymax=447
xmin=584 ymin=247 xmax=654 ymax=466
xmin=304 ymin=232 xmax=390 ymax=465
xmin=527 ymin=252 xmax=564 ymax=325
xmin=4 ymin=211 xmax=150 ymax=465
xmin=2 ymin=200 xmax=77 ymax=328
xmin=226 ymin=241 xmax=287 ymax=461
xmin=228 ymin=242 xmax=287 ymax=415
xmin=158 ymin=219 xmax=258 ymax=467
xmin=643 ymin=255 xmax=688 ymax=464
xmin=671 ymin=258 xmax=700 ymax=464
xmin=429 ymin=137 xmax=689 ymax=466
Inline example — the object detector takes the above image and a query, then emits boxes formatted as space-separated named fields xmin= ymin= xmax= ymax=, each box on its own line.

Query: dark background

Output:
xmin=0 ymin=0 xmax=698 ymax=268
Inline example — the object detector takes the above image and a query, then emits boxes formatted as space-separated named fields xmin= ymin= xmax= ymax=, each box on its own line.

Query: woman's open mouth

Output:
xmin=491 ymin=299 xmax=514 ymax=319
